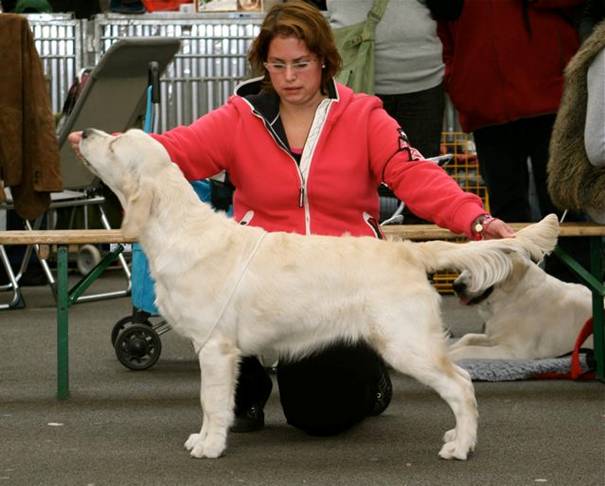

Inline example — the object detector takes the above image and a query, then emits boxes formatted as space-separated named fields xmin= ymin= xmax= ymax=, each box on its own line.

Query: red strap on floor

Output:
xmin=537 ymin=317 xmax=595 ymax=381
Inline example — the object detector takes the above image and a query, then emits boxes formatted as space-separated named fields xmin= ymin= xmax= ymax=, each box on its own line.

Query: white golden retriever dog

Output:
xmin=79 ymin=128 xmax=560 ymax=461
xmin=449 ymin=256 xmax=594 ymax=361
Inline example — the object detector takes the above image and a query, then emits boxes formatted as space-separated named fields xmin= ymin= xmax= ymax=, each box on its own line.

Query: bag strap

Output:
xmin=366 ymin=0 xmax=389 ymax=29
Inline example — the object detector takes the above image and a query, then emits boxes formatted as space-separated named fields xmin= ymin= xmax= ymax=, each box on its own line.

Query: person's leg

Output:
xmin=232 ymin=356 xmax=273 ymax=432
xmin=473 ymin=122 xmax=531 ymax=222
xmin=377 ymin=83 xmax=445 ymax=158
xmin=520 ymin=114 xmax=592 ymax=282
xmin=377 ymin=84 xmax=445 ymax=223
xmin=522 ymin=114 xmax=559 ymax=218
xmin=276 ymin=341 xmax=391 ymax=436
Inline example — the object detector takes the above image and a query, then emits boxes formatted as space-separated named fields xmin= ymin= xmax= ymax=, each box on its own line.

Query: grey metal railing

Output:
xmin=28 ymin=13 xmax=83 ymax=114
xmin=28 ymin=12 xmax=262 ymax=131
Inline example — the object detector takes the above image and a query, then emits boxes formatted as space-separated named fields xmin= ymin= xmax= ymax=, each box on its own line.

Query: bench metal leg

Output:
xmin=57 ymin=245 xmax=69 ymax=399
xmin=70 ymin=206 xmax=131 ymax=303
xmin=68 ymin=245 xmax=125 ymax=305
xmin=55 ymin=244 xmax=126 ymax=398
xmin=553 ymin=236 xmax=604 ymax=381
xmin=590 ymin=237 xmax=604 ymax=382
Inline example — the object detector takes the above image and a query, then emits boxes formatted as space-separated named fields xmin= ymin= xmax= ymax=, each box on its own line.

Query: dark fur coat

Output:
xmin=0 ymin=14 xmax=63 ymax=220
xmin=548 ymin=21 xmax=605 ymax=214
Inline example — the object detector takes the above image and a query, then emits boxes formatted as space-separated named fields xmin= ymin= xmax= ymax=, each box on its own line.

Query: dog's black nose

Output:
xmin=452 ymin=280 xmax=466 ymax=294
xmin=82 ymin=128 xmax=92 ymax=139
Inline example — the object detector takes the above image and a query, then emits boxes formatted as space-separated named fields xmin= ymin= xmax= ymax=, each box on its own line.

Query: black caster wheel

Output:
xmin=111 ymin=315 xmax=153 ymax=346
xmin=114 ymin=323 xmax=162 ymax=370
xmin=111 ymin=316 xmax=134 ymax=346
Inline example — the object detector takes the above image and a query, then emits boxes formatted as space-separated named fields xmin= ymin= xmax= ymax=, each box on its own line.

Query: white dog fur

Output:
xmin=449 ymin=256 xmax=594 ymax=361
xmin=79 ymin=128 xmax=560 ymax=461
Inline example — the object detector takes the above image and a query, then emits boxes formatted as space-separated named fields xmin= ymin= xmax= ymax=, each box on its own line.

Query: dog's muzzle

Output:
xmin=453 ymin=279 xmax=494 ymax=306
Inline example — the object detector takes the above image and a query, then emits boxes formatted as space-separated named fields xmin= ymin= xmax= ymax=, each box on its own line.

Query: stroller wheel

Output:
xmin=111 ymin=315 xmax=151 ymax=346
xmin=114 ymin=323 xmax=162 ymax=370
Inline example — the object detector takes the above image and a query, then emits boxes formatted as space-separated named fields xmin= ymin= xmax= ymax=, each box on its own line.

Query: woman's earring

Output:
xmin=321 ymin=64 xmax=326 ymax=68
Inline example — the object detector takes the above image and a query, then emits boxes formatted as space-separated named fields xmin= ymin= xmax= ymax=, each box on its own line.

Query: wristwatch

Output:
xmin=472 ymin=215 xmax=495 ymax=236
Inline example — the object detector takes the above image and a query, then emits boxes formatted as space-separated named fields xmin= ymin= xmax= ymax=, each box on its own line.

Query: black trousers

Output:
xmin=473 ymin=114 xmax=590 ymax=282
xmin=472 ymin=114 xmax=560 ymax=222
xmin=378 ymin=83 xmax=445 ymax=158
xmin=377 ymin=84 xmax=446 ymax=223
xmin=234 ymin=342 xmax=386 ymax=436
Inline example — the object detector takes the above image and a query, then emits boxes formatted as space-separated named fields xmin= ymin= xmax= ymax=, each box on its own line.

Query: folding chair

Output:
xmin=0 ymin=37 xmax=181 ymax=309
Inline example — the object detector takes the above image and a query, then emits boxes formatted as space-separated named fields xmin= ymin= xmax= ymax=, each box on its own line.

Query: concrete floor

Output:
xmin=0 ymin=271 xmax=604 ymax=486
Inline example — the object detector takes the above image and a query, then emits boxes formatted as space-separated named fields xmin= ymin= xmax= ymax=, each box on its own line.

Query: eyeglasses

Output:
xmin=263 ymin=59 xmax=318 ymax=74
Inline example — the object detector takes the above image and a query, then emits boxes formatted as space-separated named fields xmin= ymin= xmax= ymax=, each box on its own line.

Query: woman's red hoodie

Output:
xmin=151 ymin=79 xmax=485 ymax=238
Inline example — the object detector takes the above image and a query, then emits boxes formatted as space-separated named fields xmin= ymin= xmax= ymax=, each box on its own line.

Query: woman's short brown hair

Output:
xmin=248 ymin=0 xmax=342 ymax=94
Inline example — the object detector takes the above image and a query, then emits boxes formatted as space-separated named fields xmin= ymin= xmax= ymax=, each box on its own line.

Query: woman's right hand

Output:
xmin=68 ymin=131 xmax=84 ymax=160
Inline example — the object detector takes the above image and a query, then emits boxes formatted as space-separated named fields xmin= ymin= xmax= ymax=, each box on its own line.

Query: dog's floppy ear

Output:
xmin=121 ymin=188 xmax=153 ymax=239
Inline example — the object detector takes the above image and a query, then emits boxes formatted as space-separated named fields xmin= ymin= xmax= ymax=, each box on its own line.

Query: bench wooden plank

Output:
xmin=554 ymin=223 xmax=605 ymax=237
xmin=382 ymin=222 xmax=605 ymax=240
xmin=0 ymin=230 xmax=133 ymax=245
xmin=382 ymin=225 xmax=462 ymax=240
xmin=0 ymin=222 xmax=602 ymax=246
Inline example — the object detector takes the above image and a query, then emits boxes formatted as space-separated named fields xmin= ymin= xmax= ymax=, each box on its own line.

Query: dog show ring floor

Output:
xmin=1 ymin=273 xmax=603 ymax=486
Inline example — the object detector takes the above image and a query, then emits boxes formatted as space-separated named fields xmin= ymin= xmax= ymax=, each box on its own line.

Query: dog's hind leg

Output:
xmin=185 ymin=337 xmax=240 ymax=459
xmin=449 ymin=342 xmax=518 ymax=360
xmin=378 ymin=335 xmax=478 ymax=460
xmin=448 ymin=333 xmax=493 ymax=359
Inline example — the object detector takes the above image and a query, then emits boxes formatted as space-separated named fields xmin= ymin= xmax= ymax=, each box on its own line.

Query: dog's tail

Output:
xmin=413 ymin=214 xmax=559 ymax=292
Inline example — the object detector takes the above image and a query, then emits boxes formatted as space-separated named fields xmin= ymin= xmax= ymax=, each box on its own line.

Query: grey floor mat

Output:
xmin=457 ymin=354 xmax=593 ymax=381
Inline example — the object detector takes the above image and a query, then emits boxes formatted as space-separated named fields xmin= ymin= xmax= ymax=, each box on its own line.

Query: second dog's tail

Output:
xmin=412 ymin=214 xmax=559 ymax=292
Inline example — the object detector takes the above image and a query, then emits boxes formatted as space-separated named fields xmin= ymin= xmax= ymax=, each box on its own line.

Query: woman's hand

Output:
xmin=68 ymin=131 xmax=84 ymax=160
xmin=473 ymin=215 xmax=515 ymax=240
xmin=483 ymin=218 xmax=515 ymax=239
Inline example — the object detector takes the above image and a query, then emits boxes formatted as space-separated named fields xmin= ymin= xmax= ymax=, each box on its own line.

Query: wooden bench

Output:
xmin=0 ymin=223 xmax=603 ymax=400
xmin=0 ymin=230 xmax=134 ymax=399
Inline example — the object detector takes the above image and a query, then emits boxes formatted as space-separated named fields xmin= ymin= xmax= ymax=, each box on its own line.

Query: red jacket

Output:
xmin=151 ymin=79 xmax=485 ymax=238
xmin=438 ymin=0 xmax=582 ymax=132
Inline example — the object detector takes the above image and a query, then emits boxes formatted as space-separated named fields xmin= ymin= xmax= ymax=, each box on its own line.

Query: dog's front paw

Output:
xmin=185 ymin=432 xmax=226 ymax=459
xmin=438 ymin=439 xmax=473 ymax=461
xmin=197 ymin=435 xmax=226 ymax=459
xmin=442 ymin=428 xmax=456 ymax=443
xmin=184 ymin=433 xmax=201 ymax=452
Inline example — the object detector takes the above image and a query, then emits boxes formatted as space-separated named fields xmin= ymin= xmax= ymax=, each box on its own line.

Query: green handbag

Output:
xmin=332 ymin=0 xmax=389 ymax=95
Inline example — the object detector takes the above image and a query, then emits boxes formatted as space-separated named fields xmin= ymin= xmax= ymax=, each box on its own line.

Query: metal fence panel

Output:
xmin=93 ymin=13 xmax=262 ymax=132
xmin=27 ymin=14 xmax=82 ymax=114
xmin=29 ymin=13 xmax=261 ymax=132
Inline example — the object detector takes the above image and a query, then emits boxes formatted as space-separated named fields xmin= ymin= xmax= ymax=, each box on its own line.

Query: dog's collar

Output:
xmin=464 ymin=286 xmax=494 ymax=306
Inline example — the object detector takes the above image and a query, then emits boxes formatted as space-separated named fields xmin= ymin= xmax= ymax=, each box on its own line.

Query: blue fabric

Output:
xmin=131 ymin=244 xmax=157 ymax=314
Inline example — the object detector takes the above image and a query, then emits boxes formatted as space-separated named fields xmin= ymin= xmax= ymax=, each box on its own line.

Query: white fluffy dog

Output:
xmin=449 ymin=256 xmax=594 ymax=361
xmin=79 ymin=128 xmax=560 ymax=461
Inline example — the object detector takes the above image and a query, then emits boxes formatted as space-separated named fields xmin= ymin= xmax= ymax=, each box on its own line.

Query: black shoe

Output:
xmin=369 ymin=368 xmax=393 ymax=417
xmin=231 ymin=405 xmax=265 ymax=433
